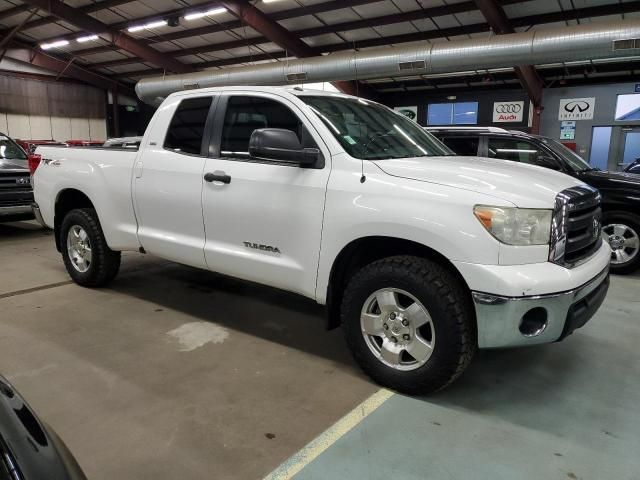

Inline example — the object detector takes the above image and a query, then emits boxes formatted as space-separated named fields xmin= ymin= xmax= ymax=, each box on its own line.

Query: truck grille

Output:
xmin=549 ymin=186 xmax=602 ymax=267
xmin=0 ymin=172 xmax=31 ymax=189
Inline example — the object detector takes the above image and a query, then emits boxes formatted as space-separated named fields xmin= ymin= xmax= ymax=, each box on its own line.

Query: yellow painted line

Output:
xmin=263 ymin=388 xmax=394 ymax=480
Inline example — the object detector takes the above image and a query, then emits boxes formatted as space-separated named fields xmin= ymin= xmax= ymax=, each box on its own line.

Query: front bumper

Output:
xmin=0 ymin=205 xmax=32 ymax=216
xmin=31 ymin=202 xmax=46 ymax=227
xmin=472 ymin=267 xmax=609 ymax=348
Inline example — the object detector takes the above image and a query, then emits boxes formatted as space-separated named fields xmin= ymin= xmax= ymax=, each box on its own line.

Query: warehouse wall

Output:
xmin=0 ymin=74 xmax=107 ymax=141
xmin=379 ymin=87 xmax=532 ymax=130
xmin=540 ymin=82 xmax=640 ymax=168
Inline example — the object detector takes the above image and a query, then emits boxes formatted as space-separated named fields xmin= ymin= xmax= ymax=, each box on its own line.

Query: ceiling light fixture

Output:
xmin=127 ymin=19 xmax=168 ymax=32
xmin=184 ymin=7 xmax=227 ymax=21
xmin=40 ymin=40 xmax=70 ymax=50
xmin=76 ymin=34 xmax=99 ymax=43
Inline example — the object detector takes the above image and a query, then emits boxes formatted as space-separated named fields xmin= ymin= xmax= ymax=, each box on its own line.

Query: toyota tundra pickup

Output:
xmin=31 ymin=87 xmax=610 ymax=394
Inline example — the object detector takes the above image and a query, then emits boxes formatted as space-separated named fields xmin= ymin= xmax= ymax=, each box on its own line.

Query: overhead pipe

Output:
xmin=136 ymin=19 xmax=640 ymax=105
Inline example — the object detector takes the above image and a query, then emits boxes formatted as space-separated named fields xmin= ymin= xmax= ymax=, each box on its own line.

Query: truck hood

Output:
xmin=373 ymin=156 xmax=584 ymax=208
xmin=576 ymin=169 xmax=640 ymax=191
xmin=0 ymin=158 xmax=28 ymax=171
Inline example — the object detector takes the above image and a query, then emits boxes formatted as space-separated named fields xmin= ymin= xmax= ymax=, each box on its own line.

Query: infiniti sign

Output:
xmin=559 ymin=97 xmax=595 ymax=120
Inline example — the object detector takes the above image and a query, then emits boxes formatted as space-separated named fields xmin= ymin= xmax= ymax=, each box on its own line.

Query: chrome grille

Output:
xmin=0 ymin=172 xmax=30 ymax=189
xmin=549 ymin=186 xmax=602 ymax=267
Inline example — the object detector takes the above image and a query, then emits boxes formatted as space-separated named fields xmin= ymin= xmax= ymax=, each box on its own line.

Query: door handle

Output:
xmin=134 ymin=161 xmax=144 ymax=179
xmin=204 ymin=171 xmax=231 ymax=184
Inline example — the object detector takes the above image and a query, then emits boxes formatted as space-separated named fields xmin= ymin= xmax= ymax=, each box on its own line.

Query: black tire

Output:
xmin=602 ymin=211 xmax=640 ymax=275
xmin=341 ymin=255 xmax=476 ymax=395
xmin=60 ymin=208 xmax=121 ymax=287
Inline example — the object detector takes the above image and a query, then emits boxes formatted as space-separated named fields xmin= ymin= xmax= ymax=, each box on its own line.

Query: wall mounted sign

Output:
xmin=558 ymin=97 xmax=596 ymax=120
xmin=394 ymin=106 xmax=418 ymax=121
xmin=560 ymin=120 xmax=576 ymax=140
xmin=492 ymin=101 xmax=524 ymax=122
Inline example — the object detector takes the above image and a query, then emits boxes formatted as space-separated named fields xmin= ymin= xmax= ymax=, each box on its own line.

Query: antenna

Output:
xmin=353 ymin=40 xmax=360 ymax=98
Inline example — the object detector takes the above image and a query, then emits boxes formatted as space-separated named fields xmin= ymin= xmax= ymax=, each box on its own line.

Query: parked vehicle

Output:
xmin=428 ymin=126 xmax=640 ymax=275
xmin=102 ymin=136 xmax=142 ymax=149
xmin=0 ymin=133 xmax=34 ymax=222
xmin=15 ymin=139 xmax=67 ymax=154
xmin=0 ymin=375 xmax=87 ymax=479
xmin=624 ymin=158 xmax=640 ymax=175
xmin=31 ymin=87 xmax=610 ymax=394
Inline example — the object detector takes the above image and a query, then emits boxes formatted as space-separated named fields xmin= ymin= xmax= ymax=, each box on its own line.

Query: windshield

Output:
xmin=300 ymin=95 xmax=453 ymax=160
xmin=0 ymin=135 xmax=27 ymax=161
xmin=540 ymin=137 xmax=592 ymax=172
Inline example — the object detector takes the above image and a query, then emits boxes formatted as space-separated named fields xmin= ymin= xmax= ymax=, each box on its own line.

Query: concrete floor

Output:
xmin=1 ymin=221 xmax=639 ymax=480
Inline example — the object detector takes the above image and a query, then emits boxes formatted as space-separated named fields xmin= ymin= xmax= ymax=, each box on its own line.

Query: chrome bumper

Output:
xmin=31 ymin=202 xmax=46 ymax=226
xmin=473 ymin=267 xmax=610 ymax=348
xmin=0 ymin=204 xmax=32 ymax=216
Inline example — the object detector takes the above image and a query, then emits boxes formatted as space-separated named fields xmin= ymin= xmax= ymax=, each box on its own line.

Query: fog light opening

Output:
xmin=519 ymin=307 xmax=548 ymax=337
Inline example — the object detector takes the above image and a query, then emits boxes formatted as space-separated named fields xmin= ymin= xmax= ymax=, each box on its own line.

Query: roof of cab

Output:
xmin=166 ymin=85 xmax=355 ymax=100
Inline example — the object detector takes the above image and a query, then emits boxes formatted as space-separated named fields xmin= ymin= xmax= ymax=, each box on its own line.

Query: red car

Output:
xmin=15 ymin=139 xmax=67 ymax=154
xmin=65 ymin=139 xmax=104 ymax=147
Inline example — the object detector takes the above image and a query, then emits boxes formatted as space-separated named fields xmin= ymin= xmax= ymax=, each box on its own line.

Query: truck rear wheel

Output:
xmin=603 ymin=211 xmax=640 ymax=275
xmin=60 ymin=208 xmax=121 ymax=287
xmin=341 ymin=255 xmax=476 ymax=395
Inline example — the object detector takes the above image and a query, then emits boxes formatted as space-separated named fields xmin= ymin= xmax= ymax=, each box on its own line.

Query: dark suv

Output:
xmin=0 ymin=133 xmax=34 ymax=223
xmin=427 ymin=126 xmax=640 ymax=275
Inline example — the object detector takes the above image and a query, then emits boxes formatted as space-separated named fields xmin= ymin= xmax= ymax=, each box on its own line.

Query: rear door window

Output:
xmin=164 ymin=97 xmax=213 ymax=156
xmin=487 ymin=137 xmax=546 ymax=165
xmin=440 ymin=136 xmax=480 ymax=156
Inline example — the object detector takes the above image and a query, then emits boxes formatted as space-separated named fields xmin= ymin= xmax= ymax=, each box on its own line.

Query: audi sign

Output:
xmin=492 ymin=101 xmax=525 ymax=123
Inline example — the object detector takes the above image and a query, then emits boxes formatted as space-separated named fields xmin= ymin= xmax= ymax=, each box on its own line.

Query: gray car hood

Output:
xmin=0 ymin=158 xmax=28 ymax=172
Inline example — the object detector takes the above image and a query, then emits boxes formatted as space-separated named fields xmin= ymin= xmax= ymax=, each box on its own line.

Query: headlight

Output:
xmin=474 ymin=206 xmax=552 ymax=245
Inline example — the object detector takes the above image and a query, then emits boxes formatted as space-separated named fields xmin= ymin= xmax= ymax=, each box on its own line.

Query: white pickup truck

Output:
xmin=31 ymin=87 xmax=610 ymax=394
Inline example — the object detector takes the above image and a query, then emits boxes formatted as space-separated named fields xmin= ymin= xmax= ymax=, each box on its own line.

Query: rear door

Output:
xmin=133 ymin=95 xmax=216 ymax=268
xmin=200 ymin=93 xmax=331 ymax=298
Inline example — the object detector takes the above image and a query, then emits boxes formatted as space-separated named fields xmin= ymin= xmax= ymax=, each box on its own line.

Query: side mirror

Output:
xmin=536 ymin=155 xmax=560 ymax=171
xmin=249 ymin=128 xmax=319 ymax=167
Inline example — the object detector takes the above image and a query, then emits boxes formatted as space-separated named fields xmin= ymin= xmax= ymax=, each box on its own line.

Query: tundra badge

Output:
xmin=243 ymin=242 xmax=281 ymax=254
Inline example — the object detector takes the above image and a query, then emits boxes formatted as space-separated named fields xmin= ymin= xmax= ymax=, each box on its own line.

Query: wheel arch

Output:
xmin=325 ymin=236 xmax=473 ymax=330
xmin=54 ymin=188 xmax=96 ymax=252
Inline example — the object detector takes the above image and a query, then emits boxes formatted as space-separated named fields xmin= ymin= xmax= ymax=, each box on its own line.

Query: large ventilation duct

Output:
xmin=136 ymin=19 xmax=640 ymax=105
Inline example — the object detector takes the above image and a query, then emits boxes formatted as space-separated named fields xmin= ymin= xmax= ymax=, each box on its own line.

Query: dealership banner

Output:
xmin=492 ymin=101 xmax=524 ymax=122
xmin=394 ymin=106 xmax=418 ymax=121
xmin=558 ymin=97 xmax=596 ymax=120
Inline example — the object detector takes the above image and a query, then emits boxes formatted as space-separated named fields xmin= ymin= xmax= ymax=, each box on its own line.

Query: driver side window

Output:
xmin=220 ymin=96 xmax=314 ymax=159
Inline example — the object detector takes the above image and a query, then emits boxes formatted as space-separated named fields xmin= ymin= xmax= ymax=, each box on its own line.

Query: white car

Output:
xmin=31 ymin=87 xmax=610 ymax=394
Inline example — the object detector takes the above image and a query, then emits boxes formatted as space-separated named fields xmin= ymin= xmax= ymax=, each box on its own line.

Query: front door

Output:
xmin=133 ymin=95 xmax=215 ymax=268
xmin=201 ymin=93 xmax=331 ymax=298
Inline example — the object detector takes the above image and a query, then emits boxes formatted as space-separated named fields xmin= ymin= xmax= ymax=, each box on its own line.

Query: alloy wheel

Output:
xmin=66 ymin=225 xmax=92 ymax=273
xmin=360 ymin=288 xmax=435 ymax=371
xmin=604 ymin=223 xmax=640 ymax=265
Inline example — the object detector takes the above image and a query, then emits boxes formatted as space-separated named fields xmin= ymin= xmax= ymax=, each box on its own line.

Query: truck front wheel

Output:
xmin=341 ymin=255 xmax=476 ymax=394
xmin=603 ymin=211 xmax=640 ymax=275
xmin=60 ymin=208 xmax=121 ymax=287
